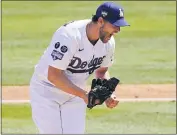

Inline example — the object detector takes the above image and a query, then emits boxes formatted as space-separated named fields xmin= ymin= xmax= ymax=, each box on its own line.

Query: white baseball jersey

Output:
xmin=32 ymin=19 xmax=115 ymax=89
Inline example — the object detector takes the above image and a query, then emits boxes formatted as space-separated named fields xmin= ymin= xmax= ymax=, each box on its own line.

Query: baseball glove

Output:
xmin=87 ymin=77 xmax=120 ymax=109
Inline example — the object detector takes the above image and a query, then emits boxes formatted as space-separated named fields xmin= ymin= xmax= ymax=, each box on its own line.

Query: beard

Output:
xmin=99 ymin=25 xmax=112 ymax=43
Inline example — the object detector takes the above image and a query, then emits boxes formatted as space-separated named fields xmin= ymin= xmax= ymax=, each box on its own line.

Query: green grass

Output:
xmin=2 ymin=1 xmax=176 ymax=85
xmin=2 ymin=102 xmax=176 ymax=134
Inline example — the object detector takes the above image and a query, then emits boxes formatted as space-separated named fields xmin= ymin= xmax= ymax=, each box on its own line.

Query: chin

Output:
xmin=103 ymin=39 xmax=109 ymax=43
xmin=103 ymin=41 xmax=108 ymax=43
xmin=100 ymin=38 xmax=107 ymax=43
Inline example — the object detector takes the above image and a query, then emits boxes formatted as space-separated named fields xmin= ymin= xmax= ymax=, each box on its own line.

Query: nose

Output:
xmin=115 ymin=27 xmax=120 ymax=33
xmin=116 ymin=29 xmax=120 ymax=33
xmin=113 ymin=30 xmax=120 ymax=35
xmin=112 ymin=30 xmax=119 ymax=35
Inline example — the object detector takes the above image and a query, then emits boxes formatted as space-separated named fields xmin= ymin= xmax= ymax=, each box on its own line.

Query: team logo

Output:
xmin=55 ymin=42 xmax=60 ymax=49
xmin=101 ymin=11 xmax=108 ymax=17
xmin=119 ymin=9 xmax=124 ymax=17
xmin=60 ymin=45 xmax=68 ymax=53
xmin=51 ymin=50 xmax=64 ymax=60
xmin=67 ymin=55 xmax=106 ymax=74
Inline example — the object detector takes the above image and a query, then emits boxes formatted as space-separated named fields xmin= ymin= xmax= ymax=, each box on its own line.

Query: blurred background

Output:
xmin=2 ymin=1 xmax=176 ymax=85
xmin=1 ymin=1 xmax=176 ymax=134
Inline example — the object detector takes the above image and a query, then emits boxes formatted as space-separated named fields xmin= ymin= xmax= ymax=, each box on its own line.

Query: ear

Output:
xmin=97 ymin=17 xmax=104 ymax=27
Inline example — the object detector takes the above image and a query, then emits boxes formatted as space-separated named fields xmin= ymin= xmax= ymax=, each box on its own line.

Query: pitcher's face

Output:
xmin=98 ymin=19 xmax=120 ymax=43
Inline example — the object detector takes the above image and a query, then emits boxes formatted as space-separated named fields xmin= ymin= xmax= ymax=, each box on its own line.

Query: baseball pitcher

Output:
xmin=29 ymin=1 xmax=130 ymax=134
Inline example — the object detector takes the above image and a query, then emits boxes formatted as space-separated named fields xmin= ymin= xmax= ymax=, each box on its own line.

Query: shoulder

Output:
xmin=54 ymin=25 xmax=75 ymax=40
xmin=55 ymin=19 xmax=90 ymax=39
xmin=51 ymin=25 xmax=79 ymax=51
xmin=52 ymin=19 xmax=90 ymax=50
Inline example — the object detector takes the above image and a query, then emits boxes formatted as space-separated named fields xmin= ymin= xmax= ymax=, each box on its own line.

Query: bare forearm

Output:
xmin=48 ymin=67 xmax=87 ymax=99
xmin=102 ymin=71 xmax=110 ymax=79
xmin=95 ymin=68 xmax=110 ymax=79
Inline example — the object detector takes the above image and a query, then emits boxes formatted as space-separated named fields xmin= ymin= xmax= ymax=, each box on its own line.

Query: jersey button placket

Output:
xmin=89 ymin=46 xmax=95 ymax=74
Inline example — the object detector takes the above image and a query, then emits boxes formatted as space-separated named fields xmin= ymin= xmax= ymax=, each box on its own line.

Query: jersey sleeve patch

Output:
xmin=51 ymin=42 xmax=68 ymax=60
xmin=51 ymin=50 xmax=64 ymax=60
xmin=55 ymin=42 xmax=60 ymax=49
xmin=60 ymin=45 xmax=68 ymax=53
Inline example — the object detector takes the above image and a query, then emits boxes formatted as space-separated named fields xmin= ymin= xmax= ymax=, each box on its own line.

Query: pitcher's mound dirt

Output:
xmin=2 ymin=84 xmax=176 ymax=100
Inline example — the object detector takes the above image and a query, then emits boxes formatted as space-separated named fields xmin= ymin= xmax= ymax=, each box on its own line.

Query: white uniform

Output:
xmin=30 ymin=19 xmax=115 ymax=134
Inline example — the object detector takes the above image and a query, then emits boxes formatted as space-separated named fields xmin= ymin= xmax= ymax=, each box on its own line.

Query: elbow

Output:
xmin=48 ymin=74 xmax=52 ymax=83
xmin=48 ymin=71 xmax=55 ymax=84
xmin=47 ymin=66 xmax=62 ymax=84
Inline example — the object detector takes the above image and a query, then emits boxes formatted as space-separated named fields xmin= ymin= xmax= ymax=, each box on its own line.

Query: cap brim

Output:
xmin=112 ymin=18 xmax=130 ymax=27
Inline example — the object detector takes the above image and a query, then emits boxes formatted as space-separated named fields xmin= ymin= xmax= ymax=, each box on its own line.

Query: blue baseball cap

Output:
xmin=96 ymin=2 xmax=130 ymax=27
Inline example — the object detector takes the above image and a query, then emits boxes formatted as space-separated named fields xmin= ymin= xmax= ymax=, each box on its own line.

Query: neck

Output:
xmin=86 ymin=22 xmax=99 ymax=43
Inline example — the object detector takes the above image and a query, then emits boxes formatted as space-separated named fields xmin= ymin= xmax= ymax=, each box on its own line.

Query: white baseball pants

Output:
xmin=29 ymin=79 xmax=87 ymax=134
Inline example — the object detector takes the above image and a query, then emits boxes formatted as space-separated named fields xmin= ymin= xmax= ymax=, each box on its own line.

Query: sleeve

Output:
xmin=100 ymin=37 xmax=115 ymax=67
xmin=48 ymin=27 xmax=78 ymax=70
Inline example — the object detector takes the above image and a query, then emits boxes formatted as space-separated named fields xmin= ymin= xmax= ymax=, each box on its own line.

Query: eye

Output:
xmin=115 ymin=30 xmax=119 ymax=33
xmin=115 ymin=28 xmax=120 ymax=33
xmin=113 ymin=26 xmax=120 ymax=33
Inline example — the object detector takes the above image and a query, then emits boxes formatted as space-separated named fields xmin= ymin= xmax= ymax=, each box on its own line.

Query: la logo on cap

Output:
xmin=101 ymin=11 xmax=108 ymax=17
xmin=119 ymin=9 xmax=124 ymax=17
